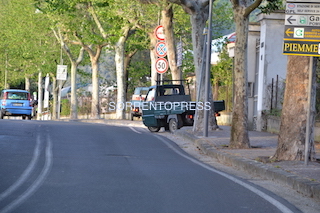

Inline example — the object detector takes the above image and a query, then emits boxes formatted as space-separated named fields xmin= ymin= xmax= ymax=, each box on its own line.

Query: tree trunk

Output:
xmin=115 ymin=28 xmax=130 ymax=119
xmin=124 ymin=50 xmax=138 ymax=95
xmin=179 ymin=1 xmax=219 ymax=133
xmin=162 ymin=4 xmax=181 ymax=81
xmin=51 ymin=75 xmax=57 ymax=120
xmin=189 ymin=11 xmax=207 ymax=82
xmin=149 ymin=31 xmax=158 ymax=86
xmin=229 ymin=7 xmax=250 ymax=149
xmin=25 ymin=76 xmax=30 ymax=91
xmin=69 ymin=48 xmax=87 ymax=120
xmin=53 ymin=28 xmax=84 ymax=120
xmin=70 ymin=62 xmax=78 ymax=119
xmin=274 ymin=56 xmax=316 ymax=161
xmin=213 ymin=79 xmax=219 ymax=101
xmin=37 ymin=71 xmax=43 ymax=120
xmin=91 ymin=57 xmax=100 ymax=119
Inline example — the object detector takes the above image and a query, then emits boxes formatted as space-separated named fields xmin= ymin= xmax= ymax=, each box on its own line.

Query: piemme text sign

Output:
xmin=283 ymin=40 xmax=319 ymax=56
xmin=283 ymin=1 xmax=320 ymax=56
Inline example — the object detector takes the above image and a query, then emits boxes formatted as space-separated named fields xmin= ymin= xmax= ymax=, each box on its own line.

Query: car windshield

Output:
xmin=7 ymin=92 xmax=28 ymax=100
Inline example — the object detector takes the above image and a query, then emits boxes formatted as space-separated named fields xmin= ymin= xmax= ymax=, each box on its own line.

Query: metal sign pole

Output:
xmin=204 ymin=0 xmax=213 ymax=137
xmin=304 ymin=56 xmax=313 ymax=165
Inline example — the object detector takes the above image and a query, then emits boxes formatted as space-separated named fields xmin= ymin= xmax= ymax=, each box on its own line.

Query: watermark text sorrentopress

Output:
xmin=108 ymin=101 xmax=212 ymax=111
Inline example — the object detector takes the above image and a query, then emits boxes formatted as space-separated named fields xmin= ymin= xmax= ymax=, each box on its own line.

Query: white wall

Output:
xmin=248 ymin=23 xmax=261 ymax=130
xmin=255 ymin=12 xmax=287 ymax=131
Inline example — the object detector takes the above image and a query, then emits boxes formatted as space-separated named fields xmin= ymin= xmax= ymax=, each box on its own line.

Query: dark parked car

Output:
xmin=0 ymin=89 xmax=33 ymax=120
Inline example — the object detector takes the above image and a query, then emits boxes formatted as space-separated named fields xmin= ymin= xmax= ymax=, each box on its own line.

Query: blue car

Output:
xmin=0 ymin=89 xmax=33 ymax=120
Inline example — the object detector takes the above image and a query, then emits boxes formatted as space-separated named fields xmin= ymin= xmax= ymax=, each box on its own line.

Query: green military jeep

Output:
xmin=141 ymin=81 xmax=225 ymax=133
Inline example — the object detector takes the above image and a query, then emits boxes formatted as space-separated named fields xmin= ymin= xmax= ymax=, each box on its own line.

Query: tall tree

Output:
xmin=161 ymin=2 xmax=181 ymax=81
xmin=169 ymin=0 xmax=219 ymax=132
xmin=228 ymin=0 xmax=262 ymax=148
xmin=67 ymin=1 xmax=110 ymax=119
xmin=36 ymin=0 xmax=112 ymax=119
xmin=52 ymin=28 xmax=85 ymax=119
xmin=108 ymin=0 xmax=140 ymax=119
xmin=137 ymin=0 xmax=191 ymax=85
xmin=274 ymin=56 xmax=317 ymax=161
xmin=258 ymin=0 xmax=318 ymax=161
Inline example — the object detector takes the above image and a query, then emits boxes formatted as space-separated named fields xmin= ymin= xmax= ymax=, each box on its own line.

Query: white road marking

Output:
xmin=154 ymin=134 xmax=294 ymax=213
xmin=1 ymin=134 xmax=53 ymax=213
xmin=0 ymin=134 xmax=42 ymax=201
xmin=129 ymin=126 xmax=142 ymax=134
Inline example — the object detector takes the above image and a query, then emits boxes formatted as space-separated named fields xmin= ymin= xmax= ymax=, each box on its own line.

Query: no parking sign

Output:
xmin=155 ymin=42 xmax=167 ymax=57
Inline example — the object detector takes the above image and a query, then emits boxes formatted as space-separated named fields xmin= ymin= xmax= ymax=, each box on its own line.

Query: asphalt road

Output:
xmin=0 ymin=120 xmax=301 ymax=213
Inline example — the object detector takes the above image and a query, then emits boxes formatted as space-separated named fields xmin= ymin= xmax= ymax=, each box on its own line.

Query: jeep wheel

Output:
xmin=169 ymin=119 xmax=178 ymax=133
xmin=148 ymin=126 xmax=161 ymax=132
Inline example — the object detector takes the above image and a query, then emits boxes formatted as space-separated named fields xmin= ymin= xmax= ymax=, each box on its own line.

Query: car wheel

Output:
xmin=22 ymin=115 xmax=26 ymax=120
xmin=0 ymin=110 xmax=4 ymax=119
xmin=131 ymin=113 xmax=134 ymax=121
xmin=169 ymin=119 xmax=178 ymax=133
xmin=28 ymin=115 xmax=32 ymax=120
xmin=148 ymin=126 xmax=161 ymax=132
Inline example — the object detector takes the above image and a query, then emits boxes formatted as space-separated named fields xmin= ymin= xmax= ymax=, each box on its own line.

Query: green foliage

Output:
xmin=211 ymin=44 xmax=233 ymax=111
xmin=0 ymin=0 xmax=60 ymax=89
xmin=182 ymin=50 xmax=195 ymax=78
xmin=127 ymin=50 xmax=151 ymax=95
xmin=212 ymin=0 xmax=234 ymax=38
xmin=212 ymin=45 xmax=233 ymax=85
xmin=265 ymin=108 xmax=282 ymax=117
xmin=0 ymin=0 xmax=235 ymax=98
xmin=60 ymin=99 xmax=70 ymax=116
xmin=258 ymin=0 xmax=285 ymax=14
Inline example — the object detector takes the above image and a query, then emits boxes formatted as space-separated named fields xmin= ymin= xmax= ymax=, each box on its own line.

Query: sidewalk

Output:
xmin=175 ymin=125 xmax=320 ymax=202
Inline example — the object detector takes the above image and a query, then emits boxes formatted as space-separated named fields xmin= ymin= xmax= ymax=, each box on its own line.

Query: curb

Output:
xmin=175 ymin=130 xmax=320 ymax=202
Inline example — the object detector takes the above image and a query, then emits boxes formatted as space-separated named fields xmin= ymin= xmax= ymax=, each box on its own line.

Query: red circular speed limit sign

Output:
xmin=155 ymin=58 xmax=168 ymax=74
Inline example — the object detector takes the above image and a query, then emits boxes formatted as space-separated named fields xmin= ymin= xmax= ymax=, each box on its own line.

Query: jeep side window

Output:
xmin=146 ymin=89 xmax=155 ymax=101
xmin=164 ymin=88 xmax=180 ymax=95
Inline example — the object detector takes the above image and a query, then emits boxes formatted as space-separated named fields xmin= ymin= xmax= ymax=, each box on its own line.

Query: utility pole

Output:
xmin=204 ymin=0 xmax=213 ymax=137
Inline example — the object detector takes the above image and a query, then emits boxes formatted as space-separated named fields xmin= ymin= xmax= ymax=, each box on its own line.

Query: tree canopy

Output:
xmin=0 ymin=0 xmax=59 ymax=90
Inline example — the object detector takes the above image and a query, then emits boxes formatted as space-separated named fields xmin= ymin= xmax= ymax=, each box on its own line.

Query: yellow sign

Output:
xmin=283 ymin=40 xmax=320 ymax=56
xmin=284 ymin=26 xmax=320 ymax=40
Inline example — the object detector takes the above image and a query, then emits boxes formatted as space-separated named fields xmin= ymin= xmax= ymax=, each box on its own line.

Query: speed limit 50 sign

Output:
xmin=155 ymin=58 xmax=168 ymax=74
